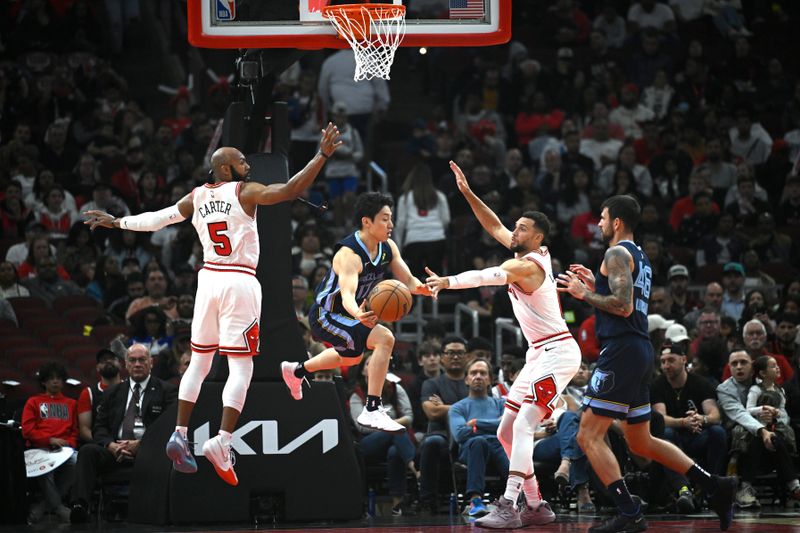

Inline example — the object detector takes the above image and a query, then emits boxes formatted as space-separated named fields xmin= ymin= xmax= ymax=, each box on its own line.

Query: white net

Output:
xmin=323 ymin=4 xmax=406 ymax=81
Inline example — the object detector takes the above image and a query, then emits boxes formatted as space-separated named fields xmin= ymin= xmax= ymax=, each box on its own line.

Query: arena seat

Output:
xmin=17 ymin=356 xmax=69 ymax=378
xmin=8 ymin=296 xmax=48 ymax=314
xmin=694 ymin=264 xmax=725 ymax=284
xmin=62 ymin=345 xmax=104 ymax=365
xmin=53 ymin=295 xmax=102 ymax=315
xmin=6 ymin=345 xmax=51 ymax=365
xmin=90 ymin=325 xmax=129 ymax=346
xmin=1 ymin=335 xmax=44 ymax=355
xmin=47 ymin=334 xmax=100 ymax=354
xmin=0 ymin=318 xmax=18 ymax=331
xmin=760 ymin=261 xmax=797 ymax=285
xmin=63 ymin=306 xmax=105 ymax=327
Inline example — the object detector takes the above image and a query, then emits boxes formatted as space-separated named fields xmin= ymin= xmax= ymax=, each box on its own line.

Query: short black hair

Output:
xmin=691 ymin=190 xmax=713 ymax=204
xmin=776 ymin=311 xmax=799 ymax=326
xmin=467 ymin=336 xmax=493 ymax=353
xmin=353 ymin=192 xmax=394 ymax=228
xmin=521 ymin=210 xmax=551 ymax=240
xmin=37 ymin=361 xmax=68 ymax=385
xmin=601 ymin=194 xmax=641 ymax=231
xmin=441 ymin=334 xmax=467 ymax=349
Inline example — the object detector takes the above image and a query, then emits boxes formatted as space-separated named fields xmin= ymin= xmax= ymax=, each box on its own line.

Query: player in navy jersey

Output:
xmin=281 ymin=192 xmax=431 ymax=433
xmin=558 ymin=195 xmax=737 ymax=533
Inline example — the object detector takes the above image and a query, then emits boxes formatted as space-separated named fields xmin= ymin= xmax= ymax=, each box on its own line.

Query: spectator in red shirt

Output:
xmin=77 ymin=348 xmax=124 ymax=443
xmin=21 ymin=362 xmax=79 ymax=523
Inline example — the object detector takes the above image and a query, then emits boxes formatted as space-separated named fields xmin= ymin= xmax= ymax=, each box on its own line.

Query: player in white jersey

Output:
xmin=84 ymin=123 xmax=342 ymax=485
xmin=425 ymin=161 xmax=581 ymax=529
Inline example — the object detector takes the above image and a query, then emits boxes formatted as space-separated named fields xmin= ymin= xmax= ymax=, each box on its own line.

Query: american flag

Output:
xmin=449 ymin=0 xmax=484 ymax=19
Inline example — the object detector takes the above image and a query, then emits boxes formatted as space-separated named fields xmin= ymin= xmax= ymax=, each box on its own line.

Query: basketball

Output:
xmin=367 ymin=280 xmax=413 ymax=322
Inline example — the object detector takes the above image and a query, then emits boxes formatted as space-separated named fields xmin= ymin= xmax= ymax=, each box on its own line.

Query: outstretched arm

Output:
xmin=386 ymin=239 xmax=430 ymax=296
xmin=239 ymin=122 xmax=342 ymax=206
xmin=557 ymin=246 xmax=634 ymax=317
xmin=424 ymin=258 xmax=537 ymax=297
xmin=450 ymin=160 xmax=512 ymax=249
xmin=84 ymin=194 xmax=193 ymax=231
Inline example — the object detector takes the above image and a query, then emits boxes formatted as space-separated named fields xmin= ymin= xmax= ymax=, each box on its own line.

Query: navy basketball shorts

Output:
xmin=308 ymin=305 xmax=371 ymax=358
xmin=582 ymin=335 xmax=654 ymax=424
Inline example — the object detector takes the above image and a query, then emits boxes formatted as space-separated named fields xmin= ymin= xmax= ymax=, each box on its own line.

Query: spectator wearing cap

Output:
xmin=609 ymin=83 xmax=655 ymax=140
xmin=651 ymin=340 xmax=726 ymax=512
xmin=667 ymin=264 xmax=695 ymax=319
xmin=648 ymin=313 xmax=675 ymax=358
xmin=721 ymin=262 xmax=746 ymax=321
xmin=77 ymin=349 xmax=124 ymax=443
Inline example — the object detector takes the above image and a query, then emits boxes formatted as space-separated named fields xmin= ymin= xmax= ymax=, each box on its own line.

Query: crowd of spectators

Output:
xmin=1 ymin=0 xmax=799 ymax=524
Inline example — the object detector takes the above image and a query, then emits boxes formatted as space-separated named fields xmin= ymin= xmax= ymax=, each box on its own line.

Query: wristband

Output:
xmin=319 ymin=151 xmax=329 ymax=159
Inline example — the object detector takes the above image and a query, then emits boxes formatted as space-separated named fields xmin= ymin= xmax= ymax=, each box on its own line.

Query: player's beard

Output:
xmin=510 ymin=243 xmax=526 ymax=254
xmin=231 ymin=166 xmax=248 ymax=182
xmin=600 ymin=226 xmax=614 ymax=244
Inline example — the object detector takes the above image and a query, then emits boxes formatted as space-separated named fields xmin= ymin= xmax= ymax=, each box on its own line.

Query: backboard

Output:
xmin=189 ymin=0 xmax=510 ymax=49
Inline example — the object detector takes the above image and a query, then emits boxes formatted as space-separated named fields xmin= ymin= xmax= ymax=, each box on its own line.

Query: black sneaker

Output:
xmin=70 ymin=503 xmax=89 ymax=524
xmin=587 ymin=512 xmax=647 ymax=533
xmin=709 ymin=476 xmax=737 ymax=531
xmin=676 ymin=489 xmax=696 ymax=513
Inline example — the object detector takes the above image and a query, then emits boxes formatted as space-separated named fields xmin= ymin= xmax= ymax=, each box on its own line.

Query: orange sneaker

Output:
xmin=202 ymin=434 xmax=238 ymax=486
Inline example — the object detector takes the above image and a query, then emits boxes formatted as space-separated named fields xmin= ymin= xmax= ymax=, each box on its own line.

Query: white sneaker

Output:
xmin=356 ymin=406 xmax=405 ymax=433
xmin=735 ymin=481 xmax=759 ymax=508
xmin=202 ymin=435 xmax=238 ymax=486
xmin=280 ymin=361 xmax=304 ymax=400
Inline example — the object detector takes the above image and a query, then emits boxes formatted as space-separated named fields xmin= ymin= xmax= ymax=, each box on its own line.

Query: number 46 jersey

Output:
xmin=191 ymin=181 xmax=260 ymax=274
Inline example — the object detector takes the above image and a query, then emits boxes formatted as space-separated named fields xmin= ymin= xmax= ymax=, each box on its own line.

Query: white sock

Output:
xmin=503 ymin=475 xmax=524 ymax=507
xmin=523 ymin=476 xmax=541 ymax=505
xmin=218 ymin=430 xmax=232 ymax=446
xmin=175 ymin=425 xmax=187 ymax=439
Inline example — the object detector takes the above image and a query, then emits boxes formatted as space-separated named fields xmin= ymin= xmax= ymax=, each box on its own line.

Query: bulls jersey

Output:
xmin=191 ymin=181 xmax=259 ymax=274
xmin=314 ymin=232 xmax=393 ymax=318
xmin=507 ymin=247 xmax=572 ymax=347
xmin=594 ymin=240 xmax=652 ymax=341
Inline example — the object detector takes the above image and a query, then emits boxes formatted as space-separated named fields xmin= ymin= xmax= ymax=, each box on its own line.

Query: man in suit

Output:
xmin=70 ymin=344 xmax=177 ymax=523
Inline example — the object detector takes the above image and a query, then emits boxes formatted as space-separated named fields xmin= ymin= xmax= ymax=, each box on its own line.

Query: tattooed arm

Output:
xmin=557 ymin=246 xmax=634 ymax=317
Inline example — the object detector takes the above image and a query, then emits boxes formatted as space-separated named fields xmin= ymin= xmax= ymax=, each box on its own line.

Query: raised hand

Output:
xmin=319 ymin=122 xmax=343 ymax=157
xmin=567 ymin=263 xmax=595 ymax=291
xmin=450 ymin=160 xmax=471 ymax=195
xmin=556 ymin=270 xmax=588 ymax=300
xmin=83 ymin=209 xmax=116 ymax=230
xmin=424 ymin=266 xmax=448 ymax=299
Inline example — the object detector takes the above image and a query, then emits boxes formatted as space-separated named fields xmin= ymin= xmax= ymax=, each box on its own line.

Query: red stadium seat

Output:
xmin=8 ymin=296 xmax=48 ymax=314
xmin=15 ymin=308 xmax=60 ymax=328
xmin=75 ymin=356 xmax=99 ymax=380
xmin=0 ymin=318 xmax=18 ymax=331
xmin=53 ymin=295 xmax=102 ymax=315
xmin=62 ymin=345 xmax=103 ymax=364
xmin=695 ymin=264 xmax=725 ymax=284
xmin=1 ymin=378 xmax=41 ymax=412
xmin=91 ymin=324 xmax=130 ymax=346
xmin=63 ymin=306 xmax=105 ymax=327
xmin=47 ymin=334 xmax=99 ymax=354
xmin=17 ymin=356 xmax=69 ymax=378
xmin=2 ymin=337 xmax=46 ymax=356
xmin=760 ymin=262 xmax=797 ymax=285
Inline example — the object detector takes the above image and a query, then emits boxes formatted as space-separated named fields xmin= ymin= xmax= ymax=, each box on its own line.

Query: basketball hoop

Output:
xmin=322 ymin=3 xmax=406 ymax=81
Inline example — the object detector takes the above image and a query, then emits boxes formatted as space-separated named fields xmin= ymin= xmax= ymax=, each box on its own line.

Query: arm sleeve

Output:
xmin=119 ymin=204 xmax=185 ymax=232
xmin=448 ymin=400 xmax=472 ymax=444
xmin=745 ymin=385 xmax=759 ymax=414
xmin=474 ymin=400 xmax=503 ymax=434
xmin=21 ymin=398 xmax=51 ymax=448
xmin=448 ymin=267 xmax=508 ymax=289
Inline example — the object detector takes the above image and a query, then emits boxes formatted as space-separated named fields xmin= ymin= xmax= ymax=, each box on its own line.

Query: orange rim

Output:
xmin=322 ymin=3 xmax=406 ymax=40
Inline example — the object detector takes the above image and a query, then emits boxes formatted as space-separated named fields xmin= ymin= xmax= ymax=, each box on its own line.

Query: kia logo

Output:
xmin=193 ymin=419 xmax=339 ymax=455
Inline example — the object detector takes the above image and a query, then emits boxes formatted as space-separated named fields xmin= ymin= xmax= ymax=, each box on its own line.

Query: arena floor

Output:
xmin=6 ymin=507 xmax=800 ymax=532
